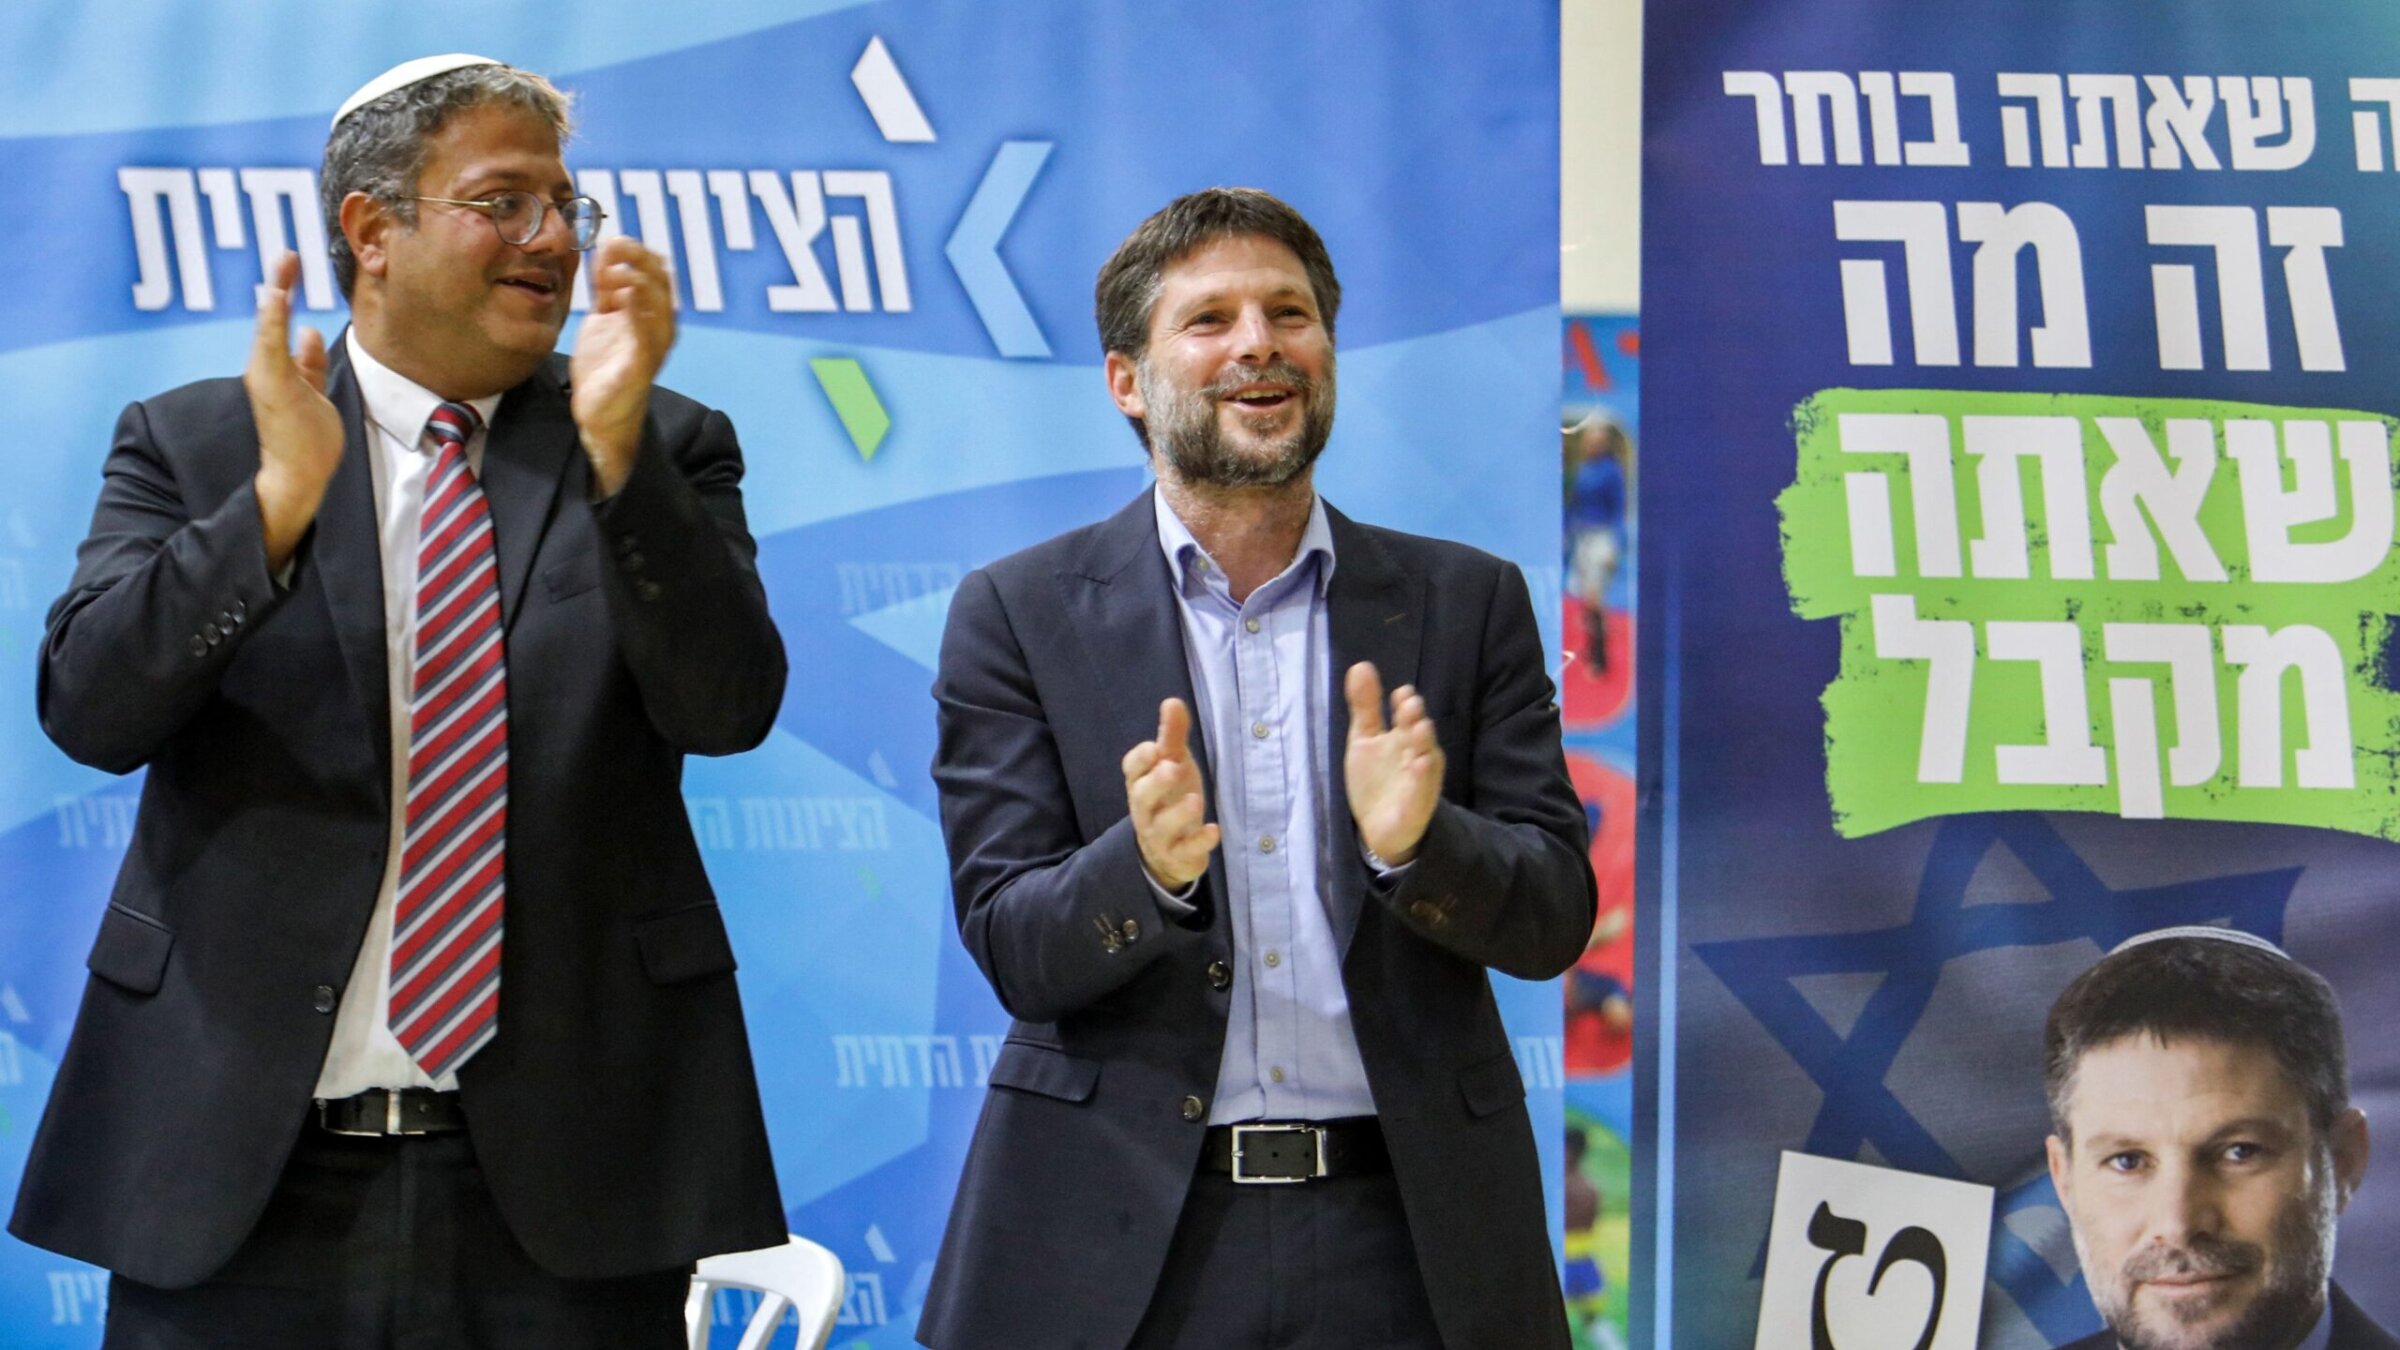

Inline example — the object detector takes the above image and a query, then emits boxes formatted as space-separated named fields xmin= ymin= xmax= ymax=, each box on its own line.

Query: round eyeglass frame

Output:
xmin=406 ymin=190 xmax=608 ymax=250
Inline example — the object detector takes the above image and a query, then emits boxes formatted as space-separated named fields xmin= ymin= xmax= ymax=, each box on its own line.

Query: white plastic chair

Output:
xmin=684 ymin=1234 xmax=847 ymax=1350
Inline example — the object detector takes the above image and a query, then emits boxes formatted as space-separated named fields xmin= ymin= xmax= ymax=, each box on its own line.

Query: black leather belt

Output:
xmin=315 ymin=1088 xmax=465 ymax=1137
xmin=1201 ymin=1118 xmax=1388 ymax=1184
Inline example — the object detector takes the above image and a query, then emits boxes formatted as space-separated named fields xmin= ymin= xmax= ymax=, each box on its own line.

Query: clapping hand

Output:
xmin=1343 ymin=662 xmax=1443 ymax=866
xmin=1122 ymin=698 xmax=1220 ymax=890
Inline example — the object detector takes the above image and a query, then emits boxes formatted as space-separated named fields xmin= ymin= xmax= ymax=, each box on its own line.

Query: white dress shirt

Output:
xmin=311 ymin=331 xmax=503 ymax=1099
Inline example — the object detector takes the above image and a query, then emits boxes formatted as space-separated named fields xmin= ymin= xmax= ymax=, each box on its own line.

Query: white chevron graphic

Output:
xmin=851 ymin=37 xmax=936 ymax=143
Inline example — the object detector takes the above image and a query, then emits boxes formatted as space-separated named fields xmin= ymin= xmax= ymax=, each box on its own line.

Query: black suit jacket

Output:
xmin=8 ymin=341 xmax=788 ymax=1286
xmin=918 ymin=491 xmax=1595 ymax=1350
xmin=2056 ymin=1284 xmax=2399 ymax=1349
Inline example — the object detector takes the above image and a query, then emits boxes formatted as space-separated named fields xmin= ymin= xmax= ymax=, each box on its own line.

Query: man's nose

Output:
xmin=2151 ymin=1162 xmax=2224 ymax=1248
xmin=1229 ymin=306 xmax=1279 ymax=362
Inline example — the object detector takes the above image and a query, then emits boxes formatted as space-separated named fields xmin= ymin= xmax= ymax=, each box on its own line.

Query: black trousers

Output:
xmin=1126 ymin=1166 xmax=1445 ymax=1350
xmin=102 ymin=1126 xmax=688 ymax=1350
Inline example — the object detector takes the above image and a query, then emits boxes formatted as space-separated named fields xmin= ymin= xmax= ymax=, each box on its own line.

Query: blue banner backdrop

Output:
xmin=1643 ymin=3 xmax=2400 ymax=1347
xmin=0 ymin=4 xmax=1563 ymax=1343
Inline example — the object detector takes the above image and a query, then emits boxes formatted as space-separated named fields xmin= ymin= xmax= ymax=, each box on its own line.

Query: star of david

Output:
xmin=1692 ymin=811 xmax=2300 ymax=1341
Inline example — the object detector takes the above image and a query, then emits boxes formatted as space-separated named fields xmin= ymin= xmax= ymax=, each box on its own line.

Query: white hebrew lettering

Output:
xmin=2266 ymin=206 xmax=2346 ymax=372
xmin=1833 ymin=200 xmax=1957 ymax=367
xmin=2143 ymin=75 xmax=2222 ymax=170
xmin=2147 ymin=205 xmax=2268 ymax=371
xmin=1785 ymin=71 xmax=1865 ymax=166
xmin=825 ymin=171 xmax=913 ymax=311
xmin=1997 ymin=73 xmax=2070 ymax=168
xmin=2066 ymin=74 xmax=2143 ymax=169
xmin=1722 ymin=71 xmax=1789 ymax=165
xmin=2225 ymin=419 xmax=2393 ymax=584
xmin=1964 ymin=415 xmax=2094 ymax=580
xmin=1987 ymin=621 xmax=2108 ymax=786
xmin=2223 ymin=625 xmax=2355 ymax=789
xmin=2103 ymin=624 xmax=2221 ymax=818
xmin=1871 ymin=594 xmax=1975 ymax=783
xmin=2095 ymin=417 xmax=2226 ymax=582
xmin=2348 ymin=78 xmax=2400 ymax=171
xmin=1839 ymin=413 xmax=1962 ymax=578
xmin=2220 ymin=76 xmax=2316 ymax=170
xmin=750 ymin=170 xmax=840 ymax=313
xmin=120 ymin=167 xmax=212 ymax=311
xmin=663 ymin=170 xmax=724 ymax=312
xmin=1954 ymin=201 xmax=2091 ymax=368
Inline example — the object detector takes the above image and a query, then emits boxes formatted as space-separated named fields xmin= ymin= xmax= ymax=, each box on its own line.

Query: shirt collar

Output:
xmin=1151 ymin=485 xmax=1337 ymax=600
xmin=345 ymin=329 xmax=504 ymax=452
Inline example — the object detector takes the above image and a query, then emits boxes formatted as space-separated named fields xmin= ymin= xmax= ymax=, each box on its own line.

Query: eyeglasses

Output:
xmin=407 ymin=190 xmax=608 ymax=250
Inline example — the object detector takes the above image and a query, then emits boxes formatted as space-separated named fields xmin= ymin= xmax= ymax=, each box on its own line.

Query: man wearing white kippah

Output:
xmin=2045 ymin=929 xmax=2393 ymax=1350
xmin=9 ymin=54 xmax=787 ymax=1347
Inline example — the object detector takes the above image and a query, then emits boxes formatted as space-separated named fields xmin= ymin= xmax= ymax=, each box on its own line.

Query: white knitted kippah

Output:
xmin=333 ymin=54 xmax=503 ymax=128
xmin=2107 ymin=925 xmax=2290 ymax=959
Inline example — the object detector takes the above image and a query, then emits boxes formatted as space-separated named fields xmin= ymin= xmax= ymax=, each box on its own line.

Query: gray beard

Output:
xmin=2092 ymin=1164 xmax=2335 ymax=1350
xmin=1138 ymin=357 xmax=1335 ymax=489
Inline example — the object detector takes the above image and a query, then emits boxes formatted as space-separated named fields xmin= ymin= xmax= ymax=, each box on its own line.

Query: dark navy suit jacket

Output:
xmin=9 ymin=342 xmax=788 ymax=1286
xmin=919 ymin=490 xmax=1596 ymax=1350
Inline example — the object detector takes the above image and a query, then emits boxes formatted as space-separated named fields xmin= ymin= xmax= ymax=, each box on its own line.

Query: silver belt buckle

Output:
xmin=1231 ymin=1122 xmax=1325 ymax=1185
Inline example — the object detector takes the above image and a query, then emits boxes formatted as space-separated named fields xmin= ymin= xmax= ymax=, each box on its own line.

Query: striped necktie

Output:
xmin=389 ymin=400 xmax=507 ymax=1080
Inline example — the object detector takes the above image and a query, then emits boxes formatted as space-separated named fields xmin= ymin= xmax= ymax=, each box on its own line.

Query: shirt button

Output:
xmin=1181 ymin=1094 xmax=1205 ymax=1122
xmin=1251 ymin=720 xmax=1270 ymax=739
xmin=1264 ymin=950 xmax=1281 ymax=969
xmin=1259 ymin=835 xmax=1276 ymax=854
xmin=1207 ymin=960 xmax=1232 ymax=991
xmin=1270 ymin=1066 xmax=1286 ymax=1084
xmin=1244 ymin=618 xmax=1261 ymax=634
xmin=311 ymin=984 xmax=337 ymax=1014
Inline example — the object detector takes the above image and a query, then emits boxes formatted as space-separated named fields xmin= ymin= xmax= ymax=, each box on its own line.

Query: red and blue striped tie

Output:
xmin=389 ymin=400 xmax=507 ymax=1080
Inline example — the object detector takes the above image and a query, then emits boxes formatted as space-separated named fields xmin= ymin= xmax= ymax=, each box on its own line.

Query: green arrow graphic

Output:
xmin=810 ymin=358 xmax=892 ymax=462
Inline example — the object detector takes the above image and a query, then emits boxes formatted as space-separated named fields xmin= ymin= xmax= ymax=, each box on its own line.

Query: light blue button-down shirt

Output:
xmin=1151 ymin=490 xmax=1378 ymax=1124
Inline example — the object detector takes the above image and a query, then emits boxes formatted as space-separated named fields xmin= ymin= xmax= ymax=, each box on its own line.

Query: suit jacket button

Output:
xmin=188 ymin=635 xmax=208 ymax=657
xmin=1409 ymin=899 xmax=1447 ymax=926
xmin=201 ymin=622 xmax=222 ymax=645
xmin=621 ymin=551 xmax=646 ymax=573
xmin=636 ymin=580 xmax=664 ymax=602
xmin=1207 ymin=960 xmax=1232 ymax=991
xmin=1180 ymin=1095 xmax=1205 ymax=1122
xmin=311 ymin=984 xmax=337 ymax=1014
xmin=1120 ymin=917 xmax=1140 ymax=941
xmin=230 ymin=599 xmax=247 ymax=622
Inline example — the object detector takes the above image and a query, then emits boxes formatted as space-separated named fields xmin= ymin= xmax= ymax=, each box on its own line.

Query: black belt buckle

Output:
xmin=1231 ymin=1122 xmax=1326 ymax=1185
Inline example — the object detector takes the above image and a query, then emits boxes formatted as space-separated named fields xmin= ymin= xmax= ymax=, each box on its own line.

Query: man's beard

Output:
xmin=1137 ymin=356 xmax=1335 ymax=489
xmin=2085 ymin=1164 xmax=2335 ymax=1350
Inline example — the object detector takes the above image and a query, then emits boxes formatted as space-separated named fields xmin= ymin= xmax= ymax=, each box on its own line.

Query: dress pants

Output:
xmin=102 ymin=1125 xmax=689 ymax=1350
xmin=1126 ymin=1164 xmax=1445 ymax=1350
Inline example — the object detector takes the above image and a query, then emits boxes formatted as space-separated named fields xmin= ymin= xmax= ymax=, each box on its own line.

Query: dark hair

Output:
xmin=2044 ymin=935 xmax=2348 ymax=1143
xmin=320 ymin=64 xmax=574 ymax=296
xmin=1092 ymin=187 xmax=1342 ymax=361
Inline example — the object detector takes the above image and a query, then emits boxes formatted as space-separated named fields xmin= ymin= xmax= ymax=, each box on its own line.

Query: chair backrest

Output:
xmin=684 ymin=1234 xmax=847 ymax=1350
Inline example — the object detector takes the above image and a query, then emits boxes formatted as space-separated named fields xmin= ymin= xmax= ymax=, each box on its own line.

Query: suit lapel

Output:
xmin=1324 ymin=505 xmax=1422 ymax=954
xmin=478 ymin=357 xmax=577 ymax=633
xmin=310 ymin=342 xmax=392 ymax=784
xmin=1059 ymin=490 xmax=1224 ymax=922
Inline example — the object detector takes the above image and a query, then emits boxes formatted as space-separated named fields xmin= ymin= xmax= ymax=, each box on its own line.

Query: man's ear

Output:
xmin=1105 ymin=350 xmax=1144 ymax=420
xmin=2332 ymin=1106 xmax=2370 ymax=1210
xmin=340 ymin=191 xmax=395 ymax=282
